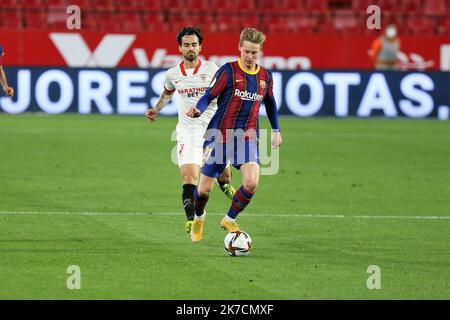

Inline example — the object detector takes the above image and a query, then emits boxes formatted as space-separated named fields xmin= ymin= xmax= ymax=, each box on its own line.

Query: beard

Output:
xmin=184 ymin=51 xmax=197 ymax=62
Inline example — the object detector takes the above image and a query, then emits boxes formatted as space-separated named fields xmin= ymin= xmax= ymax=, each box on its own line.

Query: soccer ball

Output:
xmin=224 ymin=231 xmax=252 ymax=256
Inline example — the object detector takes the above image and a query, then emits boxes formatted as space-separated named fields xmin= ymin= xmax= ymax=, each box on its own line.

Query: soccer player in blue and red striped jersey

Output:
xmin=186 ymin=28 xmax=283 ymax=242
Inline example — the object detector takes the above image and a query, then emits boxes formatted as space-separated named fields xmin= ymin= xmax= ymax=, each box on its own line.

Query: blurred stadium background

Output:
xmin=0 ymin=0 xmax=449 ymax=300
xmin=1 ymin=0 xmax=450 ymax=35
xmin=1 ymin=0 xmax=449 ymax=116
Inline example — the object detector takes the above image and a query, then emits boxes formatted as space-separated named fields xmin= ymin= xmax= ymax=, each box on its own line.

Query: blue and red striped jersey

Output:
xmin=196 ymin=59 xmax=279 ymax=142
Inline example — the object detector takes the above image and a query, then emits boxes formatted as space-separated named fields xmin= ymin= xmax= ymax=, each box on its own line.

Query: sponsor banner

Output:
xmin=0 ymin=31 xmax=449 ymax=70
xmin=0 ymin=67 xmax=449 ymax=119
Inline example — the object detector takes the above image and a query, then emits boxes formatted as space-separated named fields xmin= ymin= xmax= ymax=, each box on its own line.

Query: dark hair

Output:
xmin=177 ymin=26 xmax=203 ymax=46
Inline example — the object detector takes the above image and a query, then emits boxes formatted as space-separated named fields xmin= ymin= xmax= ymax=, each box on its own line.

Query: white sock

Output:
xmin=224 ymin=215 xmax=235 ymax=222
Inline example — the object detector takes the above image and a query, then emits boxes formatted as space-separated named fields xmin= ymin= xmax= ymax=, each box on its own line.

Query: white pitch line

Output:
xmin=353 ymin=215 xmax=450 ymax=220
xmin=0 ymin=211 xmax=151 ymax=216
xmin=0 ymin=211 xmax=449 ymax=220
xmin=254 ymin=214 xmax=345 ymax=218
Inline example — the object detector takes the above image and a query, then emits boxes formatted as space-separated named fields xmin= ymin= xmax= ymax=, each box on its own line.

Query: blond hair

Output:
xmin=239 ymin=28 xmax=266 ymax=47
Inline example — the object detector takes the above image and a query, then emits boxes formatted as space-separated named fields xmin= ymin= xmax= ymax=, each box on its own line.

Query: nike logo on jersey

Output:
xmin=236 ymin=79 xmax=244 ymax=83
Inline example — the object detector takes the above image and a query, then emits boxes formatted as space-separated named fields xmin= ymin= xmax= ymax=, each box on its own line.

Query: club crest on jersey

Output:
xmin=260 ymin=80 xmax=266 ymax=89
xmin=200 ymin=74 xmax=207 ymax=81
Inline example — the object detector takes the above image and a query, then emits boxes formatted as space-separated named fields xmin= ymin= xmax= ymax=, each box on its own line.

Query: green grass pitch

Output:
xmin=0 ymin=113 xmax=449 ymax=299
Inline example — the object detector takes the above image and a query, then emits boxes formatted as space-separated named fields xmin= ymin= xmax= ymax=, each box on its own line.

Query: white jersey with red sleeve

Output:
xmin=164 ymin=59 xmax=218 ymax=134
xmin=163 ymin=60 xmax=219 ymax=167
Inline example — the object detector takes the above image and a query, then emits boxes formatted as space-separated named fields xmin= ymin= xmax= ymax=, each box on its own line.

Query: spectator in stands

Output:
xmin=0 ymin=45 xmax=14 ymax=97
xmin=369 ymin=24 xmax=400 ymax=70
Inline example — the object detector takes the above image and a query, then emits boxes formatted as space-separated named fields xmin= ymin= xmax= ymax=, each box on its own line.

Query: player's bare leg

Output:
xmin=240 ymin=162 xmax=260 ymax=194
xmin=216 ymin=165 xmax=235 ymax=199
xmin=221 ymin=162 xmax=260 ymax=232
xmin=191 ymin=173 xmax=216 ymax=242
xmin=179 ymin=164 xmax=200 ymax=233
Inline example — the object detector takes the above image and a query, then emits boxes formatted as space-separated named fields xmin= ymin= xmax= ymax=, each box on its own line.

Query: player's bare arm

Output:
xmin=145 ymin=90 xmax=174 ymax=122
xmin=0 ymin=66 xmax=14 ymax=97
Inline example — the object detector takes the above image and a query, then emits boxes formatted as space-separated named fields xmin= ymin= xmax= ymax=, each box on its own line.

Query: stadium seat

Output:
xmin=116 ymin=0 xmax=138 ymax=11
xmin=318 ymin=14 xmax=339 ymax=34
xmin=170 ymin=21 xmax=188 ymax=33
xmin=23 ymin=10 xmax=47 ymax=30
xmin=21 ymin=0 xmax=43 ymax=9
xmin=423 ymin=1 xmax=447 ymax=15
xmin=239 ymin=13 xmax=260 ymax=29
xmin=47 ymin=6 xmax=69 ymax=31
xmin=165 ymin=0 xmax=185 ymax=14
xmin=262 ymin=13 xmax=287 ymax=33
xmin=235 ymin=0 xmax=256 ymax=13
xmin=94 ymin=12 xmax=123 ymax=31
xmin=376 ymin=0 xmax=402 ymax=13
xmin=142 ymin=12 xmax=168 ymax=31
xmin=406 ymin=15 xmax=437 ymax=35
xmin=167 ymin=11 xmax=189 ymax=25
xmin=208 ymin=0 xmax=238 ymax=14
xmin=184 ymin=0 xmax=208 ymax=13
xmin=82 ymin=12 xmax=96 ymax=30
xmin=174 ymin=12 xmax=213 ymax=32
xmin=62 ymin=0 xmax=91 ymax=9
xmin=198 ymin=13 xmax=214 ymax=26
xmin=285 ymin=0 xmax=305 ymax=12
xmin=401 ymin=0 xmax=423 ymax=13
xmin=351 ymin=0 xmax=373 ymax=11
xmin=382 ymin=12 xmax=406 ymax=30
xmin=304 ymin=0 xmax=330 ymax=23
xmin=168 ymin=11 xmax=213 ymax=32
xmin=286 ymin=13 xmax=317 ymax=34
xmin=95 ymin=0 xmax=115 ymax=11
xmin=47 ymin=20 xmax=69 ymax=31
xmin=142 ymin=12 xmax=165 ymax=24
xmin=213 ymin=13 xmax=241 ymax=32
xmin=332 ymin=10 xmax=360 ymax=33
xmin=120 ymin=13 xmax=143 ymax=31
xmin=304 ymin=0 xmax=329 ymax=12
xmin=45 ymin=0 xmax=61 ymax=5
xmin=135 ymin=0 xmax=163 ymax=11
xmin=0 ymin=10 xmax=22 ymax=29
xmin=437 ymin=17 xmax=450 ymax=35
xmin=1 ymin=0 xmax=18 ymax=7
xmin=256 ymin=0 xmax=283 ymax=14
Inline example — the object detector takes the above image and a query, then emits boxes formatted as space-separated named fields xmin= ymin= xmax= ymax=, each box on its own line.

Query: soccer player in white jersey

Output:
xmin=145 ymin=27 xmax=235 ymax=234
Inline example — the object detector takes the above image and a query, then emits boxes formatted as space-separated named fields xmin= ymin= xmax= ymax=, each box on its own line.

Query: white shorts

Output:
xmin=176 ymin=133 xmax=205 ymax=168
